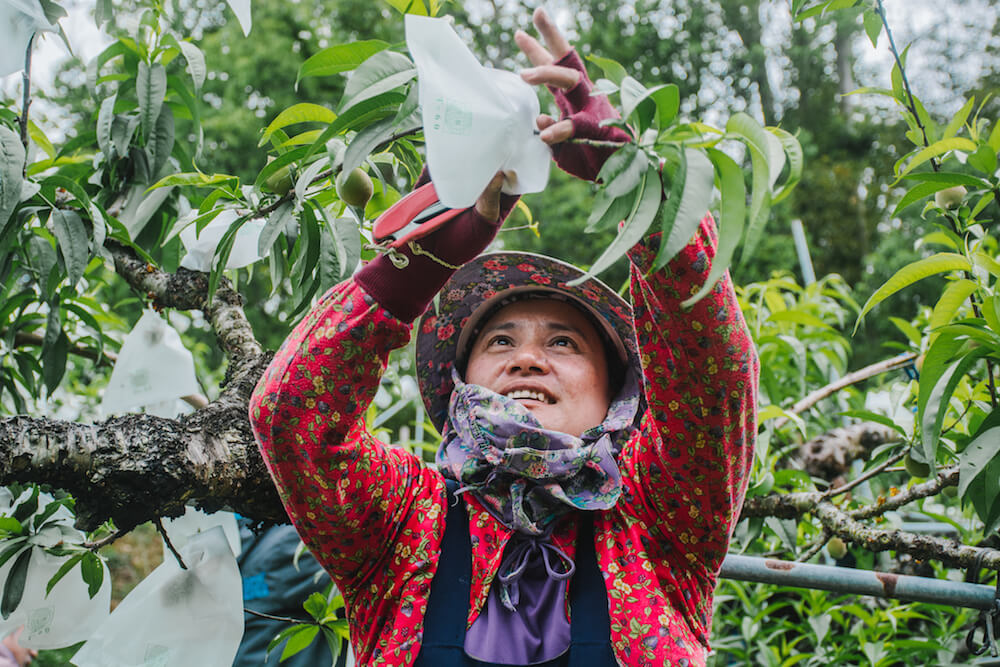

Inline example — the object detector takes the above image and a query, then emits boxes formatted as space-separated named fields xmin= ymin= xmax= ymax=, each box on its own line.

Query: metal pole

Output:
xmin=720 ymin=555 xmax=997 ymax=610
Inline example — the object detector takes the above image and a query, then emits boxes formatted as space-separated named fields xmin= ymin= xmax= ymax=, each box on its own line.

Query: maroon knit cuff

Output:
xmin=356 ymin=192 xmax=520 ymax=323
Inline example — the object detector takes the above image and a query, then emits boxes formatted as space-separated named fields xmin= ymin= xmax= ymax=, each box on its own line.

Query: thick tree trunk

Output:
xmin=0 ymin=358 xmax=285 ymax=531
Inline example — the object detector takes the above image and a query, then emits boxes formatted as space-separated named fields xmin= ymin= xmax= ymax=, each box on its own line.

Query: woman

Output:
xmin=249 ymin=10 xmax=756 ymax=666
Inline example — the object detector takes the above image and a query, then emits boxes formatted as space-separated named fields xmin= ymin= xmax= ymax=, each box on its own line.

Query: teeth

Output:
xmin=505 ymin=389 xmax=551 ymax=403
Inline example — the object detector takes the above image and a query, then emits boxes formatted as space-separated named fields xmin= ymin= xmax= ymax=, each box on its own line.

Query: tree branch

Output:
xmin=0 ymin=396 xmax=285 ymax=532
xmin=774 ymin=352 xmax=916 ymax=430
xmin=851 ymin=466 xmax=959 ymax=520
xmin=107 ymin=240 xmax=262 ymax=369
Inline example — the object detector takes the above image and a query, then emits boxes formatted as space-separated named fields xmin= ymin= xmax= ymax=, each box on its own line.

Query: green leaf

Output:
xmin=585 ymin=55 xmax=626 ymax=85
xmin=32 ymin=496 xmax=70 ymax=530
xmin=320 ymin=627 xmax=343 ymax=663
xmin=0 ymin=518 xmax=24 ymax=536
xmin=0 ymin=125 xmax=25 ymax=226
xmin=769 ymin=127 xmax=803 ymax=205
xmin=96 ymin=95 xmax=116 ymax=157
xmin=682 ymin=148 xmax=745 ymax=307
xmin=297 ymin=40 xmax=390 ymax=84
xmin=42 ymin=331 xmax=69 ymax=395
xmin=339 ymin=51 xmax=415 ymax=113
xmin=619 ymin=76 xmax=655 ymax=125
xmin=862 ymin=10 xmax=882 ymax=47
xmin=46 ymin=552 xmax=84 ymax=596
xmin=983 ymin=295 xmax=1000 ymax=334
xmin=147 ymin=105 xmax=175 ymax=178
xmin=80 ymin=552 xmax=104 ymax=598
xmin=989 ymin=119 xmax=1000 ymax=154
xmin=254 ymin=147 xmax=309 ymax=189
xmin=920 ymin=347 xmax=988 ymax=467
xmin=657 ymin=148 xmax=714 ymax=270
xmin=267 ymin=624 xmax=304 ymax=655
xmin=893 ymin=180 xmax=979 ymax=216
xmin=596 ymin=143 xmax=639 ymax=190
xmin=11 ymin=487 xmax=39 ymax=524
xmin=958 ymin=410 xmax=1000 ymax=527
xmin=27 ymin=120 xmax=55 ymax=159
xmin=890 ymin=316 xmax=922 ymax=346
xmin=171 ymin=38 xmax=206 ymax=91
xmin=110 ymin=116 xmax=139 ymax=163
xmin=1 ymin=547 xmax=30 ymax=619
xmin=50 ymin=209 xmax=89 ymax=287
xmin=225 ymin=0 xmax=252 ymax=36
xmin=650 ymin=84 xmax=680 ymax=130
xmin=207 ymin=214 xmax=248 ymax=305
xmin=303 ymin=592 xmax=327 ymax=621
xmin=136 ymin=62 xmax=167 ymax=138
xmin=855 ymin=253 xmax=972 ymax=332
xmin=942 ymin=97 xmax=974 ymax=140
xmin=971 ymin=191 xmax=996 ymax=219
xmin=767 ymin=310 xmax=832 ymax=330
xmin=258 ymin=202 xmax=294 ymax=258
xmin=281 ymin=625 xmax=320 ymax=661
xmin=301 ymin=91 xmax=407 ymax=165
xmin=342 ymin=114 xmax=415 ymax=179
xmin=166 ymin=74 xmax=203 ymax=159
xmin=604 ymin=146 xmax=648 ymax=199
xmin=929 ymin=279 xmax=978 ymax=337
xmin=894 ymin=137 xmax=978 ymax=182
xmin=585 ymin=190 xmax=635 ymax=234
xmin=148 ymin=171 xmax=237 ymax=191
xmin=727 ymin=113 xmax=772 ymax=260
xmin=571 ymin=164 xmax=662 ymax=285
xmin=318 ymin=213 xmax=359 ymax=287
xmin=967 ymin=144 xmax=998 ymax=175
xmin=765 ymin=517 xmax=797 ymax=553
xmin=261 ymin=104 xmax=338 ymax=146
xmin=0 ymin=540 xmax=28 ymax=573
xmin=383 ymin=0 xmax=427 ymax=15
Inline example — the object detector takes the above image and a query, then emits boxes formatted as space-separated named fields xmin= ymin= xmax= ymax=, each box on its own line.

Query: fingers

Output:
xmin=536 ymin=114 xmax=558 ymax=131
xmin=514 ymin=8 xmax=571 ymax=66
xmin=514 ymin=29 xmax=554 ymax=67
xmin=532 ymin=7 xmax=571 ymax=59
xmin=537 ymin=118 xmax=574 ymax=145
xmin=520 ymin=65 xmax=580 ymax=90
xmin=474 ymin=171 xmax=507 ymax=222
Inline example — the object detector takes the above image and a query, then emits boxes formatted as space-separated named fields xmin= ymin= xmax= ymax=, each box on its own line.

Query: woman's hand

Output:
xmin=2 ymin=628 xmax=36 ymax=666
xmin=514 ymin=8 xmax=631 ymax=181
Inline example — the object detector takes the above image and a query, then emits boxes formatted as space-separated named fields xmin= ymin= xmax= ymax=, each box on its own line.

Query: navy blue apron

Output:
xmin=414 ymin=482 xmax=617 ymax=666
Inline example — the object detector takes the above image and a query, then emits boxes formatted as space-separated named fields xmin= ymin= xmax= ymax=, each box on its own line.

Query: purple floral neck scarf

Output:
xmin=437 ymin=368 xmax=640 ymax=537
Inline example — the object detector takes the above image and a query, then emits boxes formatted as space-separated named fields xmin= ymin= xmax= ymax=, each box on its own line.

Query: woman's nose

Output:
xmin=506 ymin=344 xmax=549 ymax=374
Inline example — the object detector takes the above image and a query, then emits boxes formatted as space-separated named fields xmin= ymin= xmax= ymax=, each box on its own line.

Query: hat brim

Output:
xmin=415 ymin=252 xmax=642 ymax=433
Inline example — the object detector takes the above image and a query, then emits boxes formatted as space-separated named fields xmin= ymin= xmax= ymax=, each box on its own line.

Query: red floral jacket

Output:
xmin=249 ymin=216 xmax=757 ymax=667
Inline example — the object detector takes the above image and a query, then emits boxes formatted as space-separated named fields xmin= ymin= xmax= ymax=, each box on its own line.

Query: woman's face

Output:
xmin=464 ymin=299 xmax=612 ymax=437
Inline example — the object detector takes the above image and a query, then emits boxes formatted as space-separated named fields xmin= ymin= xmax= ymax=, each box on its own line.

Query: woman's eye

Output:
xmin=488 ymin=336 xmax=512 ymax=347
xmin=551 ymin=337 xmax=575 ymax=348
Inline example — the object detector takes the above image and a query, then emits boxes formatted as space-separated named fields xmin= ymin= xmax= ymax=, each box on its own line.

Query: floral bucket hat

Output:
xmin=415 ymin=251 xmax=643 ymax=433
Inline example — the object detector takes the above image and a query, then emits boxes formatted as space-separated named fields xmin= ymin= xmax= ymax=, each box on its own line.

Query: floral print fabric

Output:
xmin=248 ymin=214 xmax=757 ymax=667
xmin=438 ymin=368 xmax=639 ymax=537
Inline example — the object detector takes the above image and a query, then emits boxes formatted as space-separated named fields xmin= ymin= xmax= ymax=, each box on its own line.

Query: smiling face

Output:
xmin=464 ymin=299 xmax=612 ymax=437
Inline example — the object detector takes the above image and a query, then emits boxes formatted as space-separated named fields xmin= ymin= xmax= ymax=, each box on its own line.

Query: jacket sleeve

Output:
xmin=248 ymin=280 xmax=444 ymax=586
xmin=620 ymin=214 xmax=757 ymax=573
